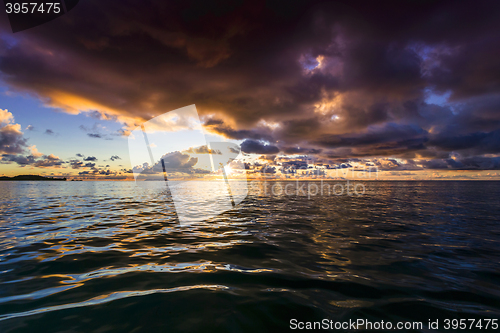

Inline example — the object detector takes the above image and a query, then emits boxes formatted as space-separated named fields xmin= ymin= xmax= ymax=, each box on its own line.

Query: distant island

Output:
xmin=0 ymin=175 xmax=67 ymax=181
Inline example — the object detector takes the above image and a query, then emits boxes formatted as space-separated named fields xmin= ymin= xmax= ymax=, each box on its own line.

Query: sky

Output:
xmin=1 ymin=0 xmax=500 ymax=180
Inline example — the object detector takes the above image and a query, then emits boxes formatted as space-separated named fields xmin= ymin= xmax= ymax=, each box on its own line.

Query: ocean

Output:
xmin=0 ymin=181 xmax=499 ymax=332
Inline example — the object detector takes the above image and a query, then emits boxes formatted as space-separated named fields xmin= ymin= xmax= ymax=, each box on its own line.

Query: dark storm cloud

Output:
xmin=241 ymin=139 xmax=279 ymax=154
xmin=281 ymin=147 xmax=322 ymax=155
xmin=203 ymin=121 xmax=274 ymax=142
xmin=1 ymin=0 xmax=500 ymax=169
xmin=428 ymin=129 xmax=500 ymax=156
xmin=420 ymin=157 xmax=500 ymax=170
xmin=314 ymin=123 xmax=427 ymax=147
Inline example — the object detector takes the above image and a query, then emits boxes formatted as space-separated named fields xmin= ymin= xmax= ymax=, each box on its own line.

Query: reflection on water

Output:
xmin=0 ymin=181 xmax=499 ymax=332
xmin=168 ymin=179 xmax=248 ymax=224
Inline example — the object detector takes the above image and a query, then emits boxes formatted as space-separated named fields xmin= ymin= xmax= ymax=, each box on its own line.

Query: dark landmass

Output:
xmin=0 ymin=175 xmax=66 ymax=181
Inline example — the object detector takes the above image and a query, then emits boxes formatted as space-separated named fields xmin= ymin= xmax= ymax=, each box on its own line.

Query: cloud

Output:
xmin=68 ymin=158 xmax=98 ymax=169
xmin=428 ymin=129 xmax=500 ymax=156
xmin=259 ymin=155 xmax=276 ymax=162
xmin=312 ymin=123 xmax=428 ymax=158
xmin=110 ymin=155 xmax=121 ymax=161
xmin=79 ymin=123 xmax=113 ymax=140
xmin=421 ymin=156 xmax=500 ymax=170
xmin=78 ymin=168 xmax=120 ymax=177
xmin=241 ymin=140 xmax=279 ymax=154
xmin=28 ymin=145 xmax=43 ymax=157
xmin=0 ymin=109 xmax=27 ymax=154
xmin=259 ymin=165 xmax=276 ymax=174
xmin=45 ymin=129 xmax=55 ymax=135
xmin=69 ymin=160 xmax=84 ymax=169
xmin=0 ymin=109 xmax=15 ymax=125
xmin=0 ymin=112 xmax=65 ymax=166
xmin=185 ymin=145 xmax=222 ymax=155
xmin=83 ymin=156 xmax=97 ymax=161
xmin=1 ymin=153 xmax=63 ymax=168
xmin=33 ymin=154 xmax=64 ymax=167
xmin=281 ymin=147 xmax=322 ymax=155
xmin=133 ymin=151 xmax=211 ymax=175
xmin=160 ymin=151 xmax=198 ymax=170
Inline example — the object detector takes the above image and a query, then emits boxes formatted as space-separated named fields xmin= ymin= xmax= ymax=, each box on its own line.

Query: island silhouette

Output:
xmin=0 ymin=175 xmax=66 ymax=181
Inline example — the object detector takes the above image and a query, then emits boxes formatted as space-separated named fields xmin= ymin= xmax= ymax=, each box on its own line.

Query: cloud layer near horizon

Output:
xmin=1 ymin=0 xmax=500 ymax=170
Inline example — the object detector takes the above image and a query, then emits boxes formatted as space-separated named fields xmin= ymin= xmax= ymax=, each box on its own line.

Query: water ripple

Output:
xmin=0 ymin=181 xmax=499 ymax=332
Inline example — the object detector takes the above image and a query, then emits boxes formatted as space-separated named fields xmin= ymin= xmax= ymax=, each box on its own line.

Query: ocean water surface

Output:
xmin=0 ymin=181 xmax=499 ymax=332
